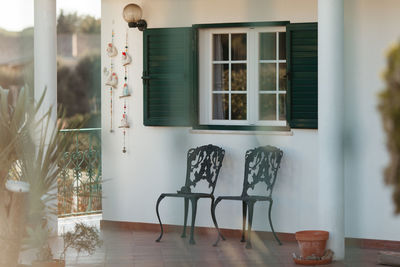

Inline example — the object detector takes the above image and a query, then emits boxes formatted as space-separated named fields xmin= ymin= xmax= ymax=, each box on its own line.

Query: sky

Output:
xmin=0 ymin=0 xmax=101 ymax=32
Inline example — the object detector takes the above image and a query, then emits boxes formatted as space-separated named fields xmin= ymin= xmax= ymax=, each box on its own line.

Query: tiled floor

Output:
xmin=49 ymin=227 xmax=382 ymax=267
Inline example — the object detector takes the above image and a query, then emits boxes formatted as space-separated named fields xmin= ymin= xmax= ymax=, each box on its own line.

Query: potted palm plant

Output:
xmin=0 ymin=86 xmax=49 ymax=267
xmin=0 ymin=86 xmax=80 ymax=266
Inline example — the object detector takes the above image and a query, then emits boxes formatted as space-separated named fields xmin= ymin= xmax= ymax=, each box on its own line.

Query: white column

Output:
xmin=34 ymin=0 xmax=57 ymax=122
xmin=34 ymin=0 xmax=58 ymax=234
xmin=318 ymin=0 xmax=345 ymax=260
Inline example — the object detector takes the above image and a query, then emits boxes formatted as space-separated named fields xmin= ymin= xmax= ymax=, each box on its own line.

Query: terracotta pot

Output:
xmin=295 ymin=230 xmax=329 ymax=258
xmin=32 ymin=259 xmax=65 ymax=267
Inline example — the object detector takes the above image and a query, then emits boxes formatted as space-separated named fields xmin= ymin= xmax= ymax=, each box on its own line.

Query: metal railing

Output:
xmin=58 ymin=128 xmax=102 ymax=217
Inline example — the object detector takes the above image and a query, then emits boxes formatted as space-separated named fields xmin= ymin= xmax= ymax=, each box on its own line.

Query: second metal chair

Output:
xmin=212 ymin=145 xmax=284 ymax=248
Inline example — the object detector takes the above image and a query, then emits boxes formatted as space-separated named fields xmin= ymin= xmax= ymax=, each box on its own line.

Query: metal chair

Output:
xmin=155 ymin=144 xmax=225 ymax=244
xmin=212 ymin=145 xmax=283 ymax=248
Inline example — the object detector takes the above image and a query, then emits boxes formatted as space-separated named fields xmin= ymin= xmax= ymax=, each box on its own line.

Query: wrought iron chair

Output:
xmin=212 ymin=146 xmax=283 ymax=248
xmin=155 ymin=144 xmax=225 ymax=244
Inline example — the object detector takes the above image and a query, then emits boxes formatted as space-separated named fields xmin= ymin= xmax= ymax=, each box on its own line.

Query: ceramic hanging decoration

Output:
xmin=107 ymin=26 xmax=117 ymax=132
xmin=122 ymin=83 xmax=130 ymax=97
xmin=122 ymin=51 xmax=132 ymax=66
xmin=107 ymin=43 xmax=118 ymax=57
xmin=119 ymin=29 xmax=131 ymax=153
xmin=105 ymin=70 xmax=118 ymax=88
xmin=121 ymin=107 xmax=129 ymax=128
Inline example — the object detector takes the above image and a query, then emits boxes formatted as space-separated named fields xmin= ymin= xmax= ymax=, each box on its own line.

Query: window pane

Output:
xmin=259 ymin=32 xmax=276 ymax=60
xmin=259 ymin=94 xmax=276 ymax=120
xmin=231 ymin=33 xmax=246 ymax=60
xmin=259 ymin=63 xmax=276 ymax=91
xmin=213 ymin=34 xmax=229 ymax=61
xmin=279 ymin=32 xmax=286 ymax=60
xmin=279 ymin=63 xmax=287 ymax=91
xmin=213 ymin=64 xmax=229 ymax=91
xmin=279 ymin=94 xmax=286 ymax=120
xmin=231 ymin=63 xmax=246 ymax=91
xmin=213 ymin=94 xmax=229 ymax=120
xmin=231 ymin=94 xmax=247 ymax=120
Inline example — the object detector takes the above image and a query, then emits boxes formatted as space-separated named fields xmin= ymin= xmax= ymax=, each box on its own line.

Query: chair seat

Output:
xmin=217 ymin=195 xmax=272 ymax=202
xmin=161 ymin=192 xmax=212 ymax=198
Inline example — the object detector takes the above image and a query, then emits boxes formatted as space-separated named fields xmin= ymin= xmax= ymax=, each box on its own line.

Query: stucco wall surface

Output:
xmin=101 ymin=0 xmax=400 ymax=240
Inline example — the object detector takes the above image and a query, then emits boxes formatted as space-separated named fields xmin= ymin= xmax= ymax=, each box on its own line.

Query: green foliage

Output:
xmin=57 ymin=54 xmax=101 ymax=126
xmin=379 ymin=42 xmax=400 ymax=214
xmin=0 ymin=86 xmax=83 ymax=265
xmin=57 ymin=10 xmax=100 ymax=34
xmin=57 ymin=10 xmax=79 ymax=34
xmin=79 ymin=16 xmax=101 ymax=34
xmin=0 ymin=86 xmax=37 ymax=183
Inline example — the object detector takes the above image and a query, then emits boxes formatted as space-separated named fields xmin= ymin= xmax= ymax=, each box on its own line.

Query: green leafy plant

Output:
xmin=0 ymin=86 xmax=81 ymax=266
xmin=379 ymin=42 xmax=400 ymax=213
xmin=0 ymin=86 xmax=45 ymax=267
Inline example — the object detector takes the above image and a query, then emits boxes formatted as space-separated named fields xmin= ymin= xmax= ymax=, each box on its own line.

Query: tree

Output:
xmin=379 ymin=42 xmax=400 ymax=214
xmin=57 ymin=10 xmax=100 ymax=34
xmin=57 ymin=10 xmax=79 ymax=34
xmin=57 ymin=54 xmax=101 ymax=127
xmin=79 ymin=16 xmax=101 ymax=34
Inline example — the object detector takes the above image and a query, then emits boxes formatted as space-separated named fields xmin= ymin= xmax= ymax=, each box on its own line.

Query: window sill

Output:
xmin=190 ymin=125 xmax=293 ymax=136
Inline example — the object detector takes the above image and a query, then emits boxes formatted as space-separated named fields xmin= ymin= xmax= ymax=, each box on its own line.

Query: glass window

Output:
xmin=211 ymin=32 xmax=247 ymax=121
xmin=258 ymin=30 xmax=286 ymax=123
xmin=199 ymin=27 xmax=287 ymax=126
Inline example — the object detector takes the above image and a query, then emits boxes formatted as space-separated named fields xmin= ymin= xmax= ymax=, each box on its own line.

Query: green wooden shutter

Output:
xmin=286 ymin=23 xmax=318 ymax=129
xmin=143 ymin=27 xmax=194 ymax=126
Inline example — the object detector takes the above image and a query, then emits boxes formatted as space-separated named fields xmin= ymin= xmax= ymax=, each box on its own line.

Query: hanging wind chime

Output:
xmin=105 ymin=23 xmax=118 ymax=132
xmin=119 ymin=29 xmax=132 ymax=153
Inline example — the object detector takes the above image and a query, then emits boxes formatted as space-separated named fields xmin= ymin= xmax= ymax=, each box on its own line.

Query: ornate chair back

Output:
xmin=183 ymin=144 xmax=225 ymax=195
xmin=241 ymin=146 xmax=283 ymax=198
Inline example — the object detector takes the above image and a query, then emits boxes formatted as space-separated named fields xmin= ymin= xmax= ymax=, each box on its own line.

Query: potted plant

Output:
xmin=0 ymin=87 xmax=36 ymax=267
xmin=0 ymin=86 xmax=80 ymax=266
xmin=31 ymin=223 xmax=102 ymax=267
xmin=293 ymin=230 xmax=333 ymax=265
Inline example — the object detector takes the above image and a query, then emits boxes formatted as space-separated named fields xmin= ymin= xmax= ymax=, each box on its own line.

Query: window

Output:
xmin=199 ymin=27 xmax=287 ymax=126
xmin=143 ymin=22 xmax=318 ymax=129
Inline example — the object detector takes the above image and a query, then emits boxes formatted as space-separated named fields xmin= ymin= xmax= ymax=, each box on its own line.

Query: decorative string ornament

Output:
xmin=106 ymin=23 xmax=118 ymax=132
xmin=119 ymin=29 xmax=131 ymax=153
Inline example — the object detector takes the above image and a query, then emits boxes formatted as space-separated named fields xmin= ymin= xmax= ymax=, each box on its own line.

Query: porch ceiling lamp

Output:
xmin=123 ymin=3 xmax=147 ymax=31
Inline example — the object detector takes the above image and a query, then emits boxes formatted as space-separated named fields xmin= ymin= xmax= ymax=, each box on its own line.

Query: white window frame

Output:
xmin=199 ymin=26 xmax=287 ymax=127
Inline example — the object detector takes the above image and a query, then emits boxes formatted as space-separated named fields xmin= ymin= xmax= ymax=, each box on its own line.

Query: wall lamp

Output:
xmin=123 ymin=3 xmax=147 ymax=31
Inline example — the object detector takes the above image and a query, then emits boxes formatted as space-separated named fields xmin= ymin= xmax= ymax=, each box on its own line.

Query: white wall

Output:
xmin=101 ymin=0 xmax=319 ymax=234
xmin=344 ymin=0 xmax=400 ymax=241
xmin=101 ymin=0 xmax=400 ymax=241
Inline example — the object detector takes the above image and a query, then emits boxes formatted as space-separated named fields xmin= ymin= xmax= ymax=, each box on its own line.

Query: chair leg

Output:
xmin=181 ymin=197 xmax=189 ymax=238
xmin=189 ymin=197 xmax=199 ymax=245
xmin=268 ymin=200 xmax=282 ymax=245
xmin=212 ymin=197 xmax=225 ymax=247
xmin=155 ymin=195 xmax=166 ymax=242
xmin=246 ymin=201 xmax=255 ymax=249
xmin=241 ymin=201 xmax=247 ymax=243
